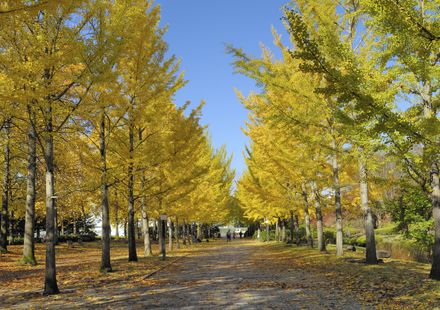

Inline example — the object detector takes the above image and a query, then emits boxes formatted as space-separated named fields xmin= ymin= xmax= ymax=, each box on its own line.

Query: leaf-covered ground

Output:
xmin=258 ymin=242 xmax=440 ymax=309
xmin=0 ymin=240 xmax=198 ymax=308
xmin=1 ymin=239 xmax=439 ymax=309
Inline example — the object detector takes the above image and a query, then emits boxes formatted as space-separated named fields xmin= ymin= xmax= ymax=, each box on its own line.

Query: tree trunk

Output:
xmin=73 ymin=219 xmax=77 ymax=235
xmin=140 ymin=185 xmax=152 ymax=257
xmin=311 ymin=181 xmax=326 ymax=252
xmin=168 ymin=219 xmax=173 ymax=252
xmin=159 ymin=218 xmax=166 ymax=260
xmin=81 ymin=205 xmax=87 ymax=234
xmin=281 ymin=220 xmax=286 ymax=242
xmin=289 ymin=211 xmax=294 ymax=244
xmin=0 ymin=118 xmax=11 ymax=253
xmin=266 ymin=219 xmax=270 ymax=242
xmin=182 ymin=220 xmax=187 ymax=245
xmin=100 ymin=110 xmax=112 ymax=272
xmin=153 ymin=220 xmax=157 ymax=241
xmin=197 ymin=223 xmax=201 ymax=239
xmin=301 ymin=184 xmax=313 ymax=248
xmin=430 ymin=162 xmax=440 ymax=279
xmin=294 ymin=215 xmax=300 ymax=246
xmin=23 ymin=112 xmax=37 ymax=265
xmin=123 ymin=219 xmax=127 ymax=238
xmin=175 ymin=217 xmax=180 ymax=249
xmin=275 ymin=220 xmax=279 ymax=241
xmin=43 ymin=102 xmax=59 ymax=295
xmin=115 ymin=196 xmax=120 ymax=239
xmin=419 ymin=83 xmax=440 ymax=279
xmin=359 ymin=151 xmax=377 ymax=264
xmin=127 ymin=118 xmax=137 ymax=262
xmin=60 ymin=217 xmax=64 ymax=236
xmin=331 ymin=135 xmax=343 ymax=256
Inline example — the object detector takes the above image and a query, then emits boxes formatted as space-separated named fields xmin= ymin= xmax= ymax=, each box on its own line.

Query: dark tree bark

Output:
xmin=0 ymin=118 xmax=11 ymax=253
xmin=175 ymin=217 xmax=180 ymax=249
xmin=114 ymin=192 xmax=119 ymax=239
xmin=99 ymin=110 xmax=112 ymax=272
xmin=294 ymin=215 xmax=300 ymax=246
xmin=359 ymin=151 xmax=377 ymax=264
xmin=289 ymin=211 xmax=294 ymax=244
xmin=301 ymin=184 xmax=313 ymax=248
xmin=430 ymin=163 xmax=440 ymax=279
xmin=127 ymin=116 xmax=137 ymax=262
xmin=43 ymin=102 xmax=59 ymax=295
xmin=266 ymin=219 xmax=270 ymax=242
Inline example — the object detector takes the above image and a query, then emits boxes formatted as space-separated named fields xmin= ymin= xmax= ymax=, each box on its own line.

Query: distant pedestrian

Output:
xmin=226 ymin=230 xmax=231 ymax=242
xmin=239 ymin=231 xmax=243 ymax=239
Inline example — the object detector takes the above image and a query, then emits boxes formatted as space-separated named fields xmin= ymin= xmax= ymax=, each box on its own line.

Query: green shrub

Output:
xmin=323 ymin=229 xmax=336 ymax=244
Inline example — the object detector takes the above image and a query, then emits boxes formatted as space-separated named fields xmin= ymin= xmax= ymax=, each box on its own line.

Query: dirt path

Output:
xmin=111 ymin=240 xmax=367 ymax=309
xmin=4 ymin=240 xmax=370 ymax=309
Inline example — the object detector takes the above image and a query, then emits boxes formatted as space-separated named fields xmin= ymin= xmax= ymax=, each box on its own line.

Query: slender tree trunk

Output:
xmin=196 ymin=223 xmax=201 ymax=240
xmin=266 ymin=219 xmax=270 ymax=242
xmin=289 ymin=211 xmax=294 ymax=244
xmin=127 ymin=118 xmax=137 ymax=262
xmin=168 ymin=219 xmax=173 ymax=252
xmin=43 ymin=102 xmax=59 ymax=295
xmin=257 ymin=226 xmax=261 ymax=241
xmin=275 ymin=220 xmax=279 ymax=241
xmin=294 ymin=215 xmax=300 ymax=246
xmin=0 ymin=118 xmax=11 ymax=253
xmin=175 ymin=217 xmax=180 ymax=249
xmin=331 ymin=135 xmax=343 ymax=256
xmin=159 ymin=218 xmax=166 ymax=260
xmin=115 ymin=195 xmax=119 ymax=240
xmin=8 ymin=211 xmax=13 ymax=244
xmin=311 ymin=181 xmax=326 ymax=252
xmin=60 ymin=217 xmax=64 ymax=236
xmin=281 ymin=220 xmax=286 ymax=242
xmin=73 ymin=219 xmax=77 ymax=235
xmin=430 ymin=162 xmax=440 ymax=279
xmin=23 ymin=111 xmax=37 ymax=265
xmin=81 ymin=205 xmax=86 ymax=234
xmin=359 ymin=150 xmax=377 ymax=264
xmin=182 ymin=220 xmax=187 ymax=245
xmin=100 ymin=110 xmax=112 ymax=272
xmin=140 ymin=190 xmax=152 ymax=257
xmin=301 ymin=184 xmax=313 ymax=248
xmin=123 ymin=219 xmax=127 ymax=238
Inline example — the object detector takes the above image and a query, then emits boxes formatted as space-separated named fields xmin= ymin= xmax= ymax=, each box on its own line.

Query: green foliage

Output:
xmin=384 ymin=188 xmax=431 ymax=234
xmin=407 ymin=220 xmax=434 ymax=251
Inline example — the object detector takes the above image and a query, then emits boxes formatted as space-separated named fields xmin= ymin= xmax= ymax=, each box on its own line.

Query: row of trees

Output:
xmin=232 ymin=0 xmax=439 ymax=277
xmin=0 ymin=0 xmax=234 ymax=295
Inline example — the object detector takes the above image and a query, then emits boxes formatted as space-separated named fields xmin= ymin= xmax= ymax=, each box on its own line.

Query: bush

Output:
xmin=9 ymin=237 xmax=24 ymax=245
xmin=256 ymin=229 xmax=276 ymax=241
xmin=323 ymin=229 xmax=336 ymax=244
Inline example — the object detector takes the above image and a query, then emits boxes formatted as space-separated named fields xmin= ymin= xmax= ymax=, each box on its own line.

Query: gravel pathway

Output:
xmin=114 ymin=240 xmax=368 ymax=309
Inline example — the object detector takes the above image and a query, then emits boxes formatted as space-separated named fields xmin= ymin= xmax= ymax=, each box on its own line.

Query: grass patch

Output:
xmin=260 ymin=242 xmax=440 ymax=309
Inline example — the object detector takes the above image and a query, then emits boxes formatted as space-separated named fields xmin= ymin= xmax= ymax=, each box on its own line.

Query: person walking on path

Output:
xmin=226 ymin=230 xmax=231 ymax=242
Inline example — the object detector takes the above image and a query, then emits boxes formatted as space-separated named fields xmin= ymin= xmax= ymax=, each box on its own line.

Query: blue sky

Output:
xmin=156 ymin=0 xmax=289 ymax=180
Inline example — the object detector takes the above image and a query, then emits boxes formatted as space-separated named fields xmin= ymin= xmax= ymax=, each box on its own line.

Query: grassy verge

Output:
xmin=260 ymin=242 xmax=440 ymax=309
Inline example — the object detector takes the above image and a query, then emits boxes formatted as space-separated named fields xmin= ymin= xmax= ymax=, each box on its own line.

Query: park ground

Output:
xmin=1 ymin=239 xmax=440 ymax=309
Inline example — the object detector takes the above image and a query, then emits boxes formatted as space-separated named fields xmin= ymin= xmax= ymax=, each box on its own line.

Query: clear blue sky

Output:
xmin=156 ymin=0 xmax=289 ymax=179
